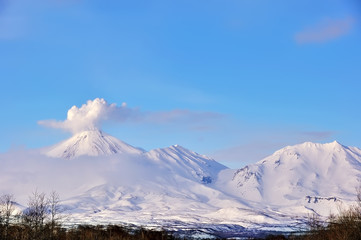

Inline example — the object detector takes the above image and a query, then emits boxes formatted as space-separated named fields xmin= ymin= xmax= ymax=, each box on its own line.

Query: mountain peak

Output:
xmin=232 ymin=140 xmax=361 ymax=206
xmin=44 ymin=129 xmax=144 ymax=159
xmin=274 ymin=141 xmax=346 ymax=155
xmin=298 ymin=140 xmax=341 ymax=147
xmin=328 ymin=140 xmax=344 ymax=147
xmin=169 ymin=144 xmax=188 ymax=151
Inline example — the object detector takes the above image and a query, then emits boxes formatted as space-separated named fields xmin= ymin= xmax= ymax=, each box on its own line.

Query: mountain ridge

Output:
xmin=3 ymin=134 xmax=361 ymax=234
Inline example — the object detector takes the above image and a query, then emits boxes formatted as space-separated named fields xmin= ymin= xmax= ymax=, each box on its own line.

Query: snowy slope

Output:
xmin=220 ymin=141 xmax=361 ymax=216
xmin=38 ymin=130 xmax=274 ymax=229
xmin=40 ymin=132 xmax=258 ymax=227
xmin=44 ymin=130 xmax=144 ymax=159
xmin=3 ymin=136 xmax=361 ymax=235
xmin=146 ymin=145 xmax=227 ymax=183
xmin=44 ymin=129 xmax=227 ymax=184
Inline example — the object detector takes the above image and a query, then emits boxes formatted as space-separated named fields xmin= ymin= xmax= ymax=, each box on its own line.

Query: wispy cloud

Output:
xmin=294 ymin=17 xmax=354 ymax=44
xmin=0 ymin=147 xmax=169 ymax=204
xmin=301 ymin=131 xmax=334 ymax=140
xmin=144 ymin=109 xmax=222 ymax=126
xmin=38 ymin=98 xmax=224 ymax=134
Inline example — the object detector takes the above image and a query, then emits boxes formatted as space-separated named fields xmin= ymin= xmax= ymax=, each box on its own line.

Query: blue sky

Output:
xmin=1 ymin=0 xmax=360 ymax=168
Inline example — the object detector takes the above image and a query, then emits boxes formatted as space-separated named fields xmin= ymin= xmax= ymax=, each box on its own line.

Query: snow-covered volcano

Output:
xmin=55 ymin=140 xmax=361 ymax=232
xmin=3 ymin=137 xmax=361 ymax=236
xmin=43 ymin=129 xmax=227 ymax=185
xmin=44 ymin=129 xmax=144 ymax=159
xmin=39 ymin=130 xmax=243 ymax=229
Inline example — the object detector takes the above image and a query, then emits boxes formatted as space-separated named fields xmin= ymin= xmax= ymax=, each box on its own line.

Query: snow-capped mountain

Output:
xmin=40 ymin=130 xmax=250 ymax=228
xmin=3 ymin=137 xmax=361 ymax=236
xmin=43 ymin=129 xmax=226 ymax=185
xmin=44 ymin=129 xmax=144 ymax=159
xmin=221 ymin=141 xmax=361 ymax=216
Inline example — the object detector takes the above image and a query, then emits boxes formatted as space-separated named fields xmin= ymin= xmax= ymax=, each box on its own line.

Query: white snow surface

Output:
xmin=44 ymin=130 xmax=144 ymax=159
xmin=1 ymin=133 xmax=361 ymax=234
xmin=222 ymin=141 xmax=361 ymax=217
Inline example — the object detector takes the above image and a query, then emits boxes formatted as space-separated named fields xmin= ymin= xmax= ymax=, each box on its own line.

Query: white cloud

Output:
xmin=38 ymin=98 xmax=133 ymax=133
xmin=38 ymin=98 xmax=223 ymax=134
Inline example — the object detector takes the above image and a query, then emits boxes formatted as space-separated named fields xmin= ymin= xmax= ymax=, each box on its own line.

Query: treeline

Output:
xmin=0 ymin=223 xmax=183 ymax=240
xmin=0 ymin=191 xmax=186 ymax=240
xmin=298 ymin=206 xmax=361 ymax=240
xmin=254 ymin=197 xmax=361 ymax=240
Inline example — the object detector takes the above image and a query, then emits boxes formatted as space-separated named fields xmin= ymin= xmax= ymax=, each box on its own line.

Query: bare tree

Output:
xmin=356 ymin=185 xmax=361 ymax=208
xmin=23 ymin=190 xmax=49 ymax=239
xmin=48 ymin=191 xmax=63 ymax=239
xmin=0 ymin=194 xmax=16 ymax=240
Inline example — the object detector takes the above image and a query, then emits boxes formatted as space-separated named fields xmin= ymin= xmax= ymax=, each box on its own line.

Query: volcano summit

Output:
xmin=44 ymin=129 xmax=144 ymax=159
